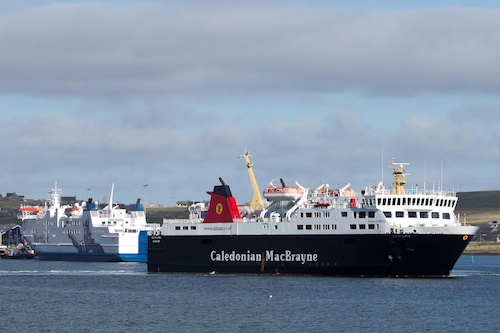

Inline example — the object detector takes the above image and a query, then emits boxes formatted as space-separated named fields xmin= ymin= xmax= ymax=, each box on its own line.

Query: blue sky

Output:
xmin=1 ymin=1 xmax=500 ymax=206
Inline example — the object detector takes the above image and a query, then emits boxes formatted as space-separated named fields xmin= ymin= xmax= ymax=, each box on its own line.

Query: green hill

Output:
xmin=456 ymin=191 xmax=500 ymax=225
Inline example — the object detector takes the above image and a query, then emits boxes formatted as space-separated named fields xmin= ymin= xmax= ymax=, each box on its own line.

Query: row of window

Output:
xmin=301 ymin=211 xmax=377 ymax=219
xmin=383 ymin=211 xmax=451 ymax=219
xmin=297 ymin=223 xmax=380 ymax=231
xmin=297 ymin=224 xmax=338 ymax=230
xmin=175 ymin=225 xmax=197 ymax=231
xmin=377 ymin=197 xmax=456 ymax=208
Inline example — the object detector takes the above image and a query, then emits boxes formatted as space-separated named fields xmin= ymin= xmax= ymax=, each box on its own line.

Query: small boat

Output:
xmin=0 ymin=244 xmax=36 ymax=259
xmin=263 ymin=178 xmax=303 ymax=201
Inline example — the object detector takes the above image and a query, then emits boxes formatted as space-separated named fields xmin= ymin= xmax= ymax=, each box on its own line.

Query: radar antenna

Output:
xmin=389 ymin=160 xmax=410 ymax=195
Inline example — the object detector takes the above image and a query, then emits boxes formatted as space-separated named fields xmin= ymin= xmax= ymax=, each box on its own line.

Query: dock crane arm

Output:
xmin=239 ymin=151 xmax=264 ymax=212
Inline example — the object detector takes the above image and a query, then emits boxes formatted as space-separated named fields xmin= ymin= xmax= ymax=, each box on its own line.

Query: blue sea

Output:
xmin=0 ymin=255 xmax=499 ymax=333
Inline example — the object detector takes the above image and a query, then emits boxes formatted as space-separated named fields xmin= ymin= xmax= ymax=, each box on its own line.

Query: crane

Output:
xmin=239 ymin=151 xmax=264 ymax=212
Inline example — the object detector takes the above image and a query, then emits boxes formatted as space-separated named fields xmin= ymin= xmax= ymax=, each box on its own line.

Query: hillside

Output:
xmin=1 ymin=190 xmax=499 ymax=225
xmin=456 ymin=190 xmax=500 ymax=224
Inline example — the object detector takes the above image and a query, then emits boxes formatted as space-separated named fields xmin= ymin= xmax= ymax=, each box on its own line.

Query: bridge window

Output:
xmin=443 ymin=213 xmax=451 ymax=219
xmin=420 ymin=212 xmax=429 ymax=218
xmin=384 ymin=211 xmax=392 ymax=218
xmin=396 ymin=211 xmax=404 ymax=218
xmin=408 ymin=212 xmax=417 ymax=218
xmin=432 ymin=212 xmax=440 ymax=219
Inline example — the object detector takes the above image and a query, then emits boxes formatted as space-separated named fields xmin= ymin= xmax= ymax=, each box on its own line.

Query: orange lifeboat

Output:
xmin=64 ymin=204 xmax=81 ymax=217
xmin=263 ymin=178 xmax=303 ymax=201
xmin=17 ymin=206 xmax=44 ymax=219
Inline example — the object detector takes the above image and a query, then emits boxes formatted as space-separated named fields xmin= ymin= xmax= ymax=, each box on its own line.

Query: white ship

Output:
xmin=148 ymin=161 xmax=478 ymax=276
xmin=19 ymin=182 xmax=153 ymax=262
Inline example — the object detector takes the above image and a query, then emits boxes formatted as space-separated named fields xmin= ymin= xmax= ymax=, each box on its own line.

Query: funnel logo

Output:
xmin=215 ymin=203 xmax=223 ymax=215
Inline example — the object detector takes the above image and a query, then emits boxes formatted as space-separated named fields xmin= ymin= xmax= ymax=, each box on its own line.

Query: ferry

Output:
xmin=19 ymin=182 xmax=153 ymax=262
xmin=148 ymin=161 xmax=478 ymax=276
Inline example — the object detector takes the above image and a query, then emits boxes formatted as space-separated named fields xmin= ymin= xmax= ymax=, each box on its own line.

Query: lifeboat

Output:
xmin=17 ymin=206 xmax=44 ymax=220
xmin=263 ymin=178 xmax=303 ymax=201
xmin=64 ymin=204 xmax=82 ymax=217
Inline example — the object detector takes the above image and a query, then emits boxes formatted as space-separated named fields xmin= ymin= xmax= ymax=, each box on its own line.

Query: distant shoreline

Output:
xmin=463 ymin=242 xmax=500 ymax=255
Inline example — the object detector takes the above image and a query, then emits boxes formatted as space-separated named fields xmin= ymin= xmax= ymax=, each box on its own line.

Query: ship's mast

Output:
xmin=239 ymin=151 xmax=264 ymax=211
xmin=389 ymin=161 xmax=409 ymax=195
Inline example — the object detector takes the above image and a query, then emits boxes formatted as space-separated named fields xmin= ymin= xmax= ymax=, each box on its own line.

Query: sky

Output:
xmin=2 ymin=0 xmax=500 ymax=206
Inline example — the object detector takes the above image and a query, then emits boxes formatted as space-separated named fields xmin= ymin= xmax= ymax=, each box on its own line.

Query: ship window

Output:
xmin=359 ymin=224 xmax=366 ymax=229
xmin=383 ymin=211 xmax=392 ymax=218
xmin=382 ymin=198 xmax=386 ymax=205
xmin=341 ymin=212 xmax=348 ymax=217
xmin=378 ymin=198 xmax=382 ymax=205
xmin=191 ymin=226 xmax=196 ymax=230
xmin=297 ymin=225 xmax=304 ymax=230
xmin=306 ymin=225 xmax=312 ymax=230
xmin=350 ymin=224 xmax=356 ymax=229
xmin=397 ymin=198 xmax=401 ymax=205
xmin=368 ymin=211 xmax=375 ymax=218
xmin=443 ymin=213 xmax=451 ymax=219
xmin=183 ymin=226 xmax=189 ymax=230
xmin=402 ymin=197 xmax=406 ymax=205
xmin=359 ymin=211 xmax=366 ymax=218
xmin=306 ymin=212 xmax=312 ymax=218
xmin=420 ymin=212 xmax=429 ymax=218
xmin=396 ymin=211 xmax=404 ymax=218
xmin=408 ymin=212 xmax=417 ymax=218
xmin=432 ymin=212 xmax=440 ymax=219
xmin=323 ymin=224 xmax=330 ymax=230
xmin=368 ymin=224 xmax=375 ymax=229
xmin=175 ymin=226 xmax=181 ymax=230
xmin=324 ymin=212 xmax=330 ymax=218
xmin=425 ymin=199 xmax=429 ymax=206
xmin=332 ymin=224 xmax=337 ymax=230
xmin=315 ymin=225 xmax=321 ymax=230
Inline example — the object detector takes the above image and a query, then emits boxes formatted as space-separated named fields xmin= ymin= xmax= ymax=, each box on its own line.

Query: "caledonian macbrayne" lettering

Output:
xmin=210 ymin=250 xmax=318 ymax=265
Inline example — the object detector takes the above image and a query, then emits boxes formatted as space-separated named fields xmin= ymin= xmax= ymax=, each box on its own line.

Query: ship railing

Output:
xmin=368 ymin=188 xmax=456 ymax=197
xmin=162 ymin=218 xmax=201 ymax=224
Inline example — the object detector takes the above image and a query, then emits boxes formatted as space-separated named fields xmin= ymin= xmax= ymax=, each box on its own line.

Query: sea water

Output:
xmin=0 ymin=255 xmax=499 ymax=333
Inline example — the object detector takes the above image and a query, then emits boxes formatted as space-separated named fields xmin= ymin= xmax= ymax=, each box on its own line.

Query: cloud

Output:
xmin=2 ymin=3 xmax=500 ymax=98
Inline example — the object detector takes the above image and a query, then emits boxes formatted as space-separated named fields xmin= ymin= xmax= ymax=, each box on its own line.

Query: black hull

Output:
xmin=147 ymin=233 xmax=474 ymax=277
